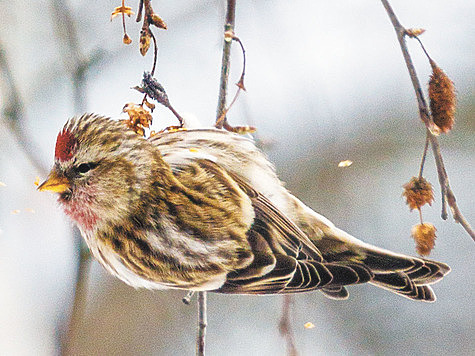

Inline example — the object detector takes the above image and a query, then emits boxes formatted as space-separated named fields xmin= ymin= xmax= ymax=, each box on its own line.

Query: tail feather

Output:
xmin=367 ymin=255 xmax=450 ymax=302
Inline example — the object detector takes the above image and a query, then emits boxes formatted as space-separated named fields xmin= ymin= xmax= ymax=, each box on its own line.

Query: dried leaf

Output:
xmin=429 ymin=61 xmax=456 ymax=133
xmin=144 ymin=99 xmax=156 ymax=111
xmin=411 ymin=223 xmax=436 ymax=256
xmin=338 ymin=160 xmax=353 ymax=168
xmin=304 ymin=322 xmax=315 ymax=329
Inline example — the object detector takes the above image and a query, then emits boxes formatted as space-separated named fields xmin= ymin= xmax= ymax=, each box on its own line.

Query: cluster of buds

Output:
xmin=402 ymin=176 xmax=436 ymax=256
xmin=400 ymin=28 xmax=459 ymax=256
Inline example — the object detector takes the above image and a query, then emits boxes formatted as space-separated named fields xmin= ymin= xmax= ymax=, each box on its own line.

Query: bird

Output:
xmin=38 ymin=113 xmax=450 ymax=302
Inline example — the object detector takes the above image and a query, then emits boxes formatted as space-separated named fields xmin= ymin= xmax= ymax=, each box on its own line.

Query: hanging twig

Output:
xmin=215 ymin=35 xmax=255 ymax=134
xmin=380 ymin=0 xmax=474 ymax=241
xmin=418 ymin=134 xmax=430 ymax=179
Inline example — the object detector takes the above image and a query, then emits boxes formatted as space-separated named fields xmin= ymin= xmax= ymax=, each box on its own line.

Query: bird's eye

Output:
xmin=77 ymin=163 xmax=97 ymax=174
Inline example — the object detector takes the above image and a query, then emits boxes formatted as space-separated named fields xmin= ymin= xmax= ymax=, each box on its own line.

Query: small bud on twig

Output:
xmin=151 ymin=13 xmax=167 ymax=29
xmin=405 ymin=28 xmax=426 ymax=38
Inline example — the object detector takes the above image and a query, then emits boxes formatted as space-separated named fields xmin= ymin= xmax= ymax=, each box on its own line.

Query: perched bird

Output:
xmin=39 ymin=114 xmax=450 ymax=301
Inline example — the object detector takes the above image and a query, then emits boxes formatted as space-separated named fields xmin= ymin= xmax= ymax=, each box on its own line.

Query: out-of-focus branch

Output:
xmin=0 ymin=45 xmax=48 ymax=176
xmin=51 ymin=0 xmax=104 ymax=113
xmin=279 ymin=295 xmax=298 ymax=356
xmin=49 ymin=0 xmax=99 ymax=354
xmin=381 ymin=0 xmax=474 ymax=241
xmin=215 ymin=0 xmax=236 ymax=128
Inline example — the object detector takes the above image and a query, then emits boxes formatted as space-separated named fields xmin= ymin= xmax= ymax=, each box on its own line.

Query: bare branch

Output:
xmin=215 ymin=0 xmax=236 ymax=128
xmin=279 ymin=295 xmax=298 ymax=356
xmin=197 ymin=291 xmax=207 ymax=356
xmin=50 ymin=0 xmax=100 ymax=353
xmin=380 ymin=0 xmax=474 ymax=241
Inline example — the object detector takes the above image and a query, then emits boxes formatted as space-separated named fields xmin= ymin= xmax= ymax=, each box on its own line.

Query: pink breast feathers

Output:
xmin=55 ymin=130 xmax=78 ymax=162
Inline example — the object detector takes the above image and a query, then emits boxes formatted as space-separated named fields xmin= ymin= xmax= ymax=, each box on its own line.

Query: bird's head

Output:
xmin=38 ymin=114 xmax=154 ymax=230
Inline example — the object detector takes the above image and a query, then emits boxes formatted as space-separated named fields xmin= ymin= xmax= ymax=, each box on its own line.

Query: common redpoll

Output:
xmin=39 ymin=114 xmax=450 ymax=301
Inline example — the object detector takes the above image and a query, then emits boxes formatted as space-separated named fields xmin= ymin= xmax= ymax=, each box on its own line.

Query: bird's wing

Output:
xmin=167 ymin=157 xmax=372 ymax=295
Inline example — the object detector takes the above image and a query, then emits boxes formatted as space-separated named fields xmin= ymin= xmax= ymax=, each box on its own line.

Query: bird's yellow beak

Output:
xmin=37 ymin=171 xmax=70 ymax=193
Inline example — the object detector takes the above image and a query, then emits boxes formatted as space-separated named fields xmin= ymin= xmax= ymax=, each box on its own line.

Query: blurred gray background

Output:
xmin=0 ymin=0 xmax=473 ymax=355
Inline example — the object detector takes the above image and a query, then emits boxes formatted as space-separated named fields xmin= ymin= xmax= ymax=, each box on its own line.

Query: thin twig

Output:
xmin=150 ymin=31 xmax=158 ymax=76
xmin=215 ymin=0 xmax=236 ymax=128
xmin=418 ymin=208 xmax=424 ymax=225
xmin=418 ymin=134 xmax=429 ymax=179
xmin=197 ymin=291 xmax=207 ymax=356
xmin=381 ymin=0 xmax=474 ymax=241
xmin=215 ymin=35 xmax=247 ymax=129
xmin=279 ymin=295 xmax=298 ymax=356
xmin=136 ymin=0 xmax=144 ymax=22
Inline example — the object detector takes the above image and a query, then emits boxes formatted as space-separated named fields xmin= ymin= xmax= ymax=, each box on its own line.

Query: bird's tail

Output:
xmin=318 ymin=234 xmax=451 ymax=302
xmin=360 ymin=245 xmax=450 ymax=302
xmin=290 ymin=198 xmax=450 ymax=302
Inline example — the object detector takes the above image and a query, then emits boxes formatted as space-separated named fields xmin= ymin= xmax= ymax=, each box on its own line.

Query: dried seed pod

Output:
xmin=139 ymin=29 xmax=151 ymax=56
xmin=338 ymin=160 xmax=353 ymax=168
xmin=151 ymin=14 xmax=167 ymax=29
xmin=411 ymin=223 xmax=436 ymax=256
xmin=123 ymin=33 xmax=132 ymax=44
xmin=429 ymin=61 xmax=456 ymax=133
xmin=402 ymin=176 xmax=434 ymax=211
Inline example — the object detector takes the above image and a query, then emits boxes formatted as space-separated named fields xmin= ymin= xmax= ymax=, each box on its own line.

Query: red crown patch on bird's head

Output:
xmin=55 ymin=129 xmax=78 ymax=162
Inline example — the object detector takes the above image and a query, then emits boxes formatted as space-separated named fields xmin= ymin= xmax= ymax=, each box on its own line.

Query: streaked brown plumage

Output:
xmin=39 ymin=114 xmax=450 ymax=301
